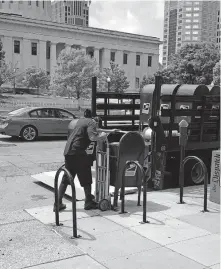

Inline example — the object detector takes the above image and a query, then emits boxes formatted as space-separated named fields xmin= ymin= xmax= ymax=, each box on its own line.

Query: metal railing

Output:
xmin=54 ymin=164 xmax=81 ymax=238
xmin=179 ymin=156 xmax=209 ymax=212
xmin=120 ymin=160 xmax=151 ymax=223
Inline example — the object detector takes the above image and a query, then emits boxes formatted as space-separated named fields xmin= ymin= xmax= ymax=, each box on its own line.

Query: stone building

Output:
xmin=0 ymin=14 xmax=161 ymax=91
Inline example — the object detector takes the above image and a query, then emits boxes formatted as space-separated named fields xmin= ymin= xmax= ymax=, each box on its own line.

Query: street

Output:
xmin=0 ymin=135 xmax=67 ymax=213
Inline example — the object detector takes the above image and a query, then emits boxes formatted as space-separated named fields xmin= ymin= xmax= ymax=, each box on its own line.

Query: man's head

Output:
xmin=93 ymin=116 xmax=103 ymax=128
xmin=84 ymin=109 xmax=92 ymax=118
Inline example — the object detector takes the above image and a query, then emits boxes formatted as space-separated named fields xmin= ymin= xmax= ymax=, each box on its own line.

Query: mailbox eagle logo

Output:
xmin=142 ymin=103 xmax=150 ymax=114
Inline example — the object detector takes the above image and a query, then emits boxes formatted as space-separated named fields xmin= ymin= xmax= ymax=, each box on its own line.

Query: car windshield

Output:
xmin=8 ymin=107 xmax=30 ymax=116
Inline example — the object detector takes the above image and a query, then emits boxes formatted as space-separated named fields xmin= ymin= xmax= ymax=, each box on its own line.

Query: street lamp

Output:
xmin=107 ymin=76 xmax=111 ymax=92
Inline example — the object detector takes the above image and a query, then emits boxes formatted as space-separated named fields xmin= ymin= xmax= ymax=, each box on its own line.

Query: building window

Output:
xmin=186 ymin=19 xmax=191 ymax=23
xmin=185 ymin=25 xmax=191 ymax=29
xmin=186 ymin=7 xmax=192 ymax=11
xmin=136 ymin=54 xmax=140 ymax=66
xmin=192 ymin=36 xmax=198 ymax=41
xmin=185 ymin=36 xmax=191 ymax=41
xmin=193 ymin=13 xmax=199 ymax=17
xmin=135 ymin=77 xmax=140 ymax=89
xmin=36 ymin=0 xmax=38 ymax=7
xmin=179 ymin=20 xmax=182 ymax=23
xmin=178 ymin=37 xmax=181 ymax=41
xmin=14 ymin=40 xmax=20 ymax=54
xmin=186 ymin=1 xmax=192 ymax=4
xmin=179 ymin=8 xmax=182 ymax=12
xmin=193 ymin=19 xmax=199 ymax=23
xmin=10 ymin=0 xmax=13 ymax=2
xmin=193 ymin=25 xmax=199 ymax=29
xmin=43 ymin=0 xmax=44 ymax=8
xmin=178 ymin=32 xmax=181 ymax=35
xmin=194 ymin=7 xmax=199 ymax=11
xmin=193 ymin=31 xmax=198 ymax=35
xmin=2 ymin=1 xmax=5 ymax=3
xmin=218 ymin=11 xmax=220 ymax=16
xmin=217 ymin=24 xmax=220 ymax=29
xmin=178 ymin=43 xmax=181 ymax=47
xmin=31 ymin=42 xmax=37 ymax=55
xmin=194 ymin=1 xmax=199 ymax=5
xmin=179 ymin=14 xmax=182 ymax=17
xmin=148 ymin=55 xmax=152 ymax=67
xmin=163 ymin=57 xmax=167 ymax=61
xmin=46 ymin=46 xmax=50 ymax=59
xmin=110 ymin=51 xmax=115 ymax=62
xmin=123 ymin=53 xmax=128 ymax=64
xmin=178 ymin=26 xmax=182 ymax=29
xmin=186 ymin=14 xmax=191 ymax=17
xmin=28 ymin=0 xmax=31 ymax=5
xmin=185 ymin=31 xmax=190 ymax=34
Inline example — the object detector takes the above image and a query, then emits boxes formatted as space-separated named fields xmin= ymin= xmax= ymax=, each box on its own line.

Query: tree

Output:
xmin=140 ymin=75 xmax=155 ymax=90
xmin=213 ymin=61 xmax=220 ymax=85
xmin=99 ymin=61 xmax=130 ymax=93
xmin=0 ymin=39 xmax=10 ymax=88
xmin=52 ymin=48 xmax=100 ymax=109
xmin=22 ymin=67 xmax=50 ymax=94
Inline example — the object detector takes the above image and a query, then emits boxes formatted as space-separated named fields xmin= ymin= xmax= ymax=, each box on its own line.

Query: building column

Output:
xmin=101 ymin=48 xmax=110 ymax=69
xmin=65 ymin=43 xmax=72 ymax=52
xmin=2 ymin=36 xmax=13 ymax=66
xmin=39 ymin=40 xmax=47 ymax=71
xmin=22 ymin=39 xmax=31 ymax=70
xmin=50 ymin=42 xmax=57 ymax=82
xmin=81 ymin=46 xmax=87 ymax=54
xmin=115 ymin=50 xmax=123 ymax=66
xmin=94 ymin=48 xmax=100 ymax=64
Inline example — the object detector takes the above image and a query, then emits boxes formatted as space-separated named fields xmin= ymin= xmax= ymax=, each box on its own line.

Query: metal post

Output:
xmin=178 ymin=120 xmax=189 ymax=204
xmin=91 ymin=77 xmax=97 ymax=117
xmin=203 ymin=168 xmax=208 ymax=212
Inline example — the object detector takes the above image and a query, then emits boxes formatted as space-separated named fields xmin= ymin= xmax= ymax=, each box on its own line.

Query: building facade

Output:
xmin=163 ymin=0 xmax=221 ymax=67
xmin=0 ymin=0 xmax=52 ymax=21
xmin=0 ymin=14 xmax=161 ymax=91
xmin=52 ymin=0 xmax=90 ymax=26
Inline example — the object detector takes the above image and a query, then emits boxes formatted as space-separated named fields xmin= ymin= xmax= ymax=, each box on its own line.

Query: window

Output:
xmin=193 ymin=31 xmax=198 ymax=34
xmin=28 ymin=0 xmax=31 ymax=5
xmin=193 ymin=19 xmax=199 ymax=22
xmin=185 ymin=31 xmax=190 ymax=34
xmin=136 ymin=55 xmax=140 ymax=66
xmin=31 ymin=42 xmax=37 ymax=55
xmin=135 ymin=78 xmax=140 ymax=89
xmin=178 ymin=37 xmax=181 ymax=41
xmin=148 ymin=55 xmax=152 ymax=67
xmin=179 ymin=14 xmax=182 ymax=17
xmin=186 ymin=7 xmax=192 ymax=11
xmin=14 ymin=40 xmax=20 ymax=54
xmin=43 ymin=0 xmax=44 ymax=8
xmin=185 ymin=25 xmax=191 ymax=29
xmin=192 ymin=36 xmax=198 ymax=41
xmin=186 ymin=19 xmax=191 ymax=23
xmin=55 ymin=109 xmax=74 ymax=119
xmin=10 ymin=0 xmax=13 ymax=2
xmin=163 ymin=57 xmax=167 ymax=61
xmin=194 ymin=7 xmax=199 ymax=11
xmin=2 ymin=1 xmax=5 ymax=3
xmin=186 ymin=14 xmax=191 ymax=17
xmin=178 ymin=43 xmax=181 ymax=47
xmin=185 ymin=36 xmax=191 ymax=40
xmin=164 ymin=35 xmax=167 ymax=38
xmin=123 ymin=53 xmax=128 ymax=64
xmin=36 ymin=0 xmax=38 ymax=7
xmin=110 ymin=51 xmax=115 ymax=62
xmin=46 ymin=46 xmax=50 ymax=59
xmin=194 ymin=13 xmax=199 ymax=17
xmin=194 ymin=1 xmax=199 ymax=5
xmin=179 ymin=20 xmax=182 ymax=23
xmin=179 ymin=8 xmax=182 ymax=12
xmin=217 ymin=24 xmax=220 ymax=29
xmin=193 ymin=25 xmax=199 ymax=28
xmin=178 ymin=32 xmax=181 ymax=35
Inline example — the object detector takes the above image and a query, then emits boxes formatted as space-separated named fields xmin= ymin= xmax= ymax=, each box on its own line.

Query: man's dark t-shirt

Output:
xmin=64 ymin=118 xmax=98 ymax=156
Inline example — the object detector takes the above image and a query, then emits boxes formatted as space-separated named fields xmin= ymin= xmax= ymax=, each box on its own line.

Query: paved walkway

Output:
xmin=2 ymin=185 xmax=219 ymax=269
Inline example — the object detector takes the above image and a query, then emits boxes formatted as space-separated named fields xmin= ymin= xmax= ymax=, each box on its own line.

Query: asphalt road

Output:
xmin=0 ymin=135 xmax=68 ymax=213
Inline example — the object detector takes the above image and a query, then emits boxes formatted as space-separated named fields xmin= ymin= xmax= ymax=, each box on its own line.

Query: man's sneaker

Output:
xmin=91 ymin=194 xmax=95 ymax=200
xmin=84 ymin=200 xmax=98 ymax=210
xmin=53 ymin=203 xmax=67 ymax=212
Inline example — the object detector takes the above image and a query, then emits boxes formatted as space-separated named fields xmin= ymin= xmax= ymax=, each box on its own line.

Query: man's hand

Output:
xmin=99 ymin=131 xmax=108 ymax=140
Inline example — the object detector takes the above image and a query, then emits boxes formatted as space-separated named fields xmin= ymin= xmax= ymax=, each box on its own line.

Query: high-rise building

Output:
xmin=52 ymin=0 xmax=91 ymax=27
xmin=0 ymin=0 xmax=52 ymax=21
xmin=163 ymin=0 xmax=221 ymax=67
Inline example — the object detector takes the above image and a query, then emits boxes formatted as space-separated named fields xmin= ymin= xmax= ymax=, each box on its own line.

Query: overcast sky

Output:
xmin=89 ymin=0 xmax=165 ymax=62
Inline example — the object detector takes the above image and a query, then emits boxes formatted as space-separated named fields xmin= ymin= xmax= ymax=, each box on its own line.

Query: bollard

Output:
xmin=178 ymin=119 xmax=189 ymax=204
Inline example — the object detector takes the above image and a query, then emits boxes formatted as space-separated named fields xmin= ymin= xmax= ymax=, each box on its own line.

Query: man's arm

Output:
xmin=87 ymin=119 xmax=107 ymax=141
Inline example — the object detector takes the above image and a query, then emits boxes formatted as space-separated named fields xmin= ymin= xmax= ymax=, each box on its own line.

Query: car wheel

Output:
xmin=20 ymin=125 xmax=38 ymax=142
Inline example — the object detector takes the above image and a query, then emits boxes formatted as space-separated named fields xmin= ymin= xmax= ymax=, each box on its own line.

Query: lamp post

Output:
xmin=13 ymin=68 xmax=16 ymax=94
xmin=107 ymin=76 xmax=111 ymax=92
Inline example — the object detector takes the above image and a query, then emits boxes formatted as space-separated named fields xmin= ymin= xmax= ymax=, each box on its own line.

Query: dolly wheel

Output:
xmin=98 ymin=199 xmax=110 ymax=211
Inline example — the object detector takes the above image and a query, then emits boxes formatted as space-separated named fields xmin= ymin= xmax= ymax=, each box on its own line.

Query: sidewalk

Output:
xmin=2 ymin=184 xmax=217 ymax=269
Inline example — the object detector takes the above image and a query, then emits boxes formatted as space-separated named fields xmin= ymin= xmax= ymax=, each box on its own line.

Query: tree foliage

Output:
xmin=140 ymin=43 xmax=220 ymax=89
xmin=213 ymin=61 xmax=220 ymax=85
xmin=52 ymin=48 xmax=100 ymax=101
xmin=22 ymin=67 xmax=50 ymax=91
xmin=99 ymin=61 xmax=130 ymax=92
xmin=0 ymin=39 xmax=10 ymax=87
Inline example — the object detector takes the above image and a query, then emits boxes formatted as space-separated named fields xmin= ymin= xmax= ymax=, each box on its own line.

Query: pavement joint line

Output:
xmin=20 ymin=253 xmax=87 ymax=269
xmin=0 ymin=218 xmax=36 ymax=227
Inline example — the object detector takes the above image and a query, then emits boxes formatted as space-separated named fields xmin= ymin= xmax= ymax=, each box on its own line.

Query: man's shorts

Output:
xmin=62 ymin=154 xmax=93 ymax=187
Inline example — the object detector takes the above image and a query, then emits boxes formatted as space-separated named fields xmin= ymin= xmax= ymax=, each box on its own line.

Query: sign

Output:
xmin=142 ymin=103 xmax=150 ymax=114
xmin=210 ymin=150 xmax=220 ymax=204
xmin=125 ymin=164 xmax=137 ymax=177
xmin=86 ymin=142 xmax=95 ymax=155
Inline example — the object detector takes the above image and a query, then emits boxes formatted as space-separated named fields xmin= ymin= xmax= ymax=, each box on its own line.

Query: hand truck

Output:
xmin=95 ymin=137 xmax=111 ymax=211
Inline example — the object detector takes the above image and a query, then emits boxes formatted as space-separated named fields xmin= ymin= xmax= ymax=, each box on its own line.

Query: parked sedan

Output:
xmin=0 ymin=107 xmax=78 ymax=141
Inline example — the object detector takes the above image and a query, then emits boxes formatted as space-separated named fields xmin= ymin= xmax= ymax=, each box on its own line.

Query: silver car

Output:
xmin=0 ymin=107 xmax=78 ymax=141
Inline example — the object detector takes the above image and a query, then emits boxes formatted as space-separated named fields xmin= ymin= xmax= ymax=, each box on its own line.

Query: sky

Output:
xmin=89 ymin=0 xmax=165 ymax=62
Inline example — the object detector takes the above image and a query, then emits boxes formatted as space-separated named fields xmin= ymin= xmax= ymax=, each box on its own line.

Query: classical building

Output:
xmin=0 ymin=0 xmax=52 ymax=21
xmin=163 ymin=0 xmax=221 ymax=67
xmin=52 ymin=0 xmax=91 ymax=26
xmin=0 ymin=14 xmax=161 ymax=91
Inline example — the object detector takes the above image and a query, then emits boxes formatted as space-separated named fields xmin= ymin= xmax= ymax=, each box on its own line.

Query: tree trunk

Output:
xmin=76 ymin=90 xmax=80 ymax=110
